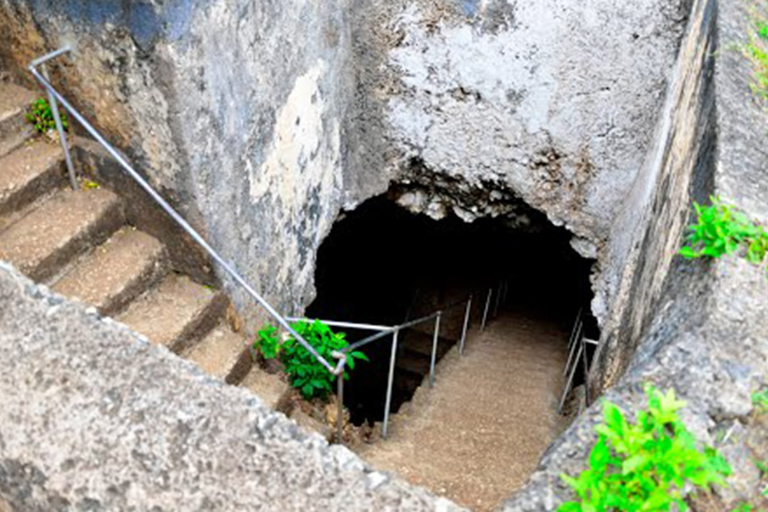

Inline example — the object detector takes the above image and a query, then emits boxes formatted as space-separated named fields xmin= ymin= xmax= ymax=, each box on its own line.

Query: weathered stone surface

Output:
xmin=0 ymin=0 xmax=690 ymax=329
xmin=0 ymin=0 xmax=354 ymax=332
xmin=0 ymin=262 xmax=464 ymax=511
xmin=501 ymin=0 xmax=768 ymax=508
xmin=349 ymin=0 xmax=688 ymax=251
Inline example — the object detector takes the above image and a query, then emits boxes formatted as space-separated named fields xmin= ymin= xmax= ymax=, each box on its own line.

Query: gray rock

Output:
xmin=0 ymin=262 xmax=466 ymax=511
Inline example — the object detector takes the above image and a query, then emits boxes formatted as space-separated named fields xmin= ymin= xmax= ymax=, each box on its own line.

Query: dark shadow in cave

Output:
xmin=306 ymin=193 xmax=598 ymax=426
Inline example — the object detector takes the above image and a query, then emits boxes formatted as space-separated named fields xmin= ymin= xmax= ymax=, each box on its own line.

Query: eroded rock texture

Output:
xmin=0 ymin=0 xmax=690 ymax=328
xmin=351 ymin=0 xmax=689 ymax=257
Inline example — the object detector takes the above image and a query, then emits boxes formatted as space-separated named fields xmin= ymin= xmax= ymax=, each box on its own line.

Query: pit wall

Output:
xmin=0 ymin=0 xmax=691 ymax=334
xmin=0 ymin=262 xmax=464 ymax=511
xmin=0 ymin=0 xmax=356 ymax=331
xmin=503 ymin=0 xmax=768 ymax=507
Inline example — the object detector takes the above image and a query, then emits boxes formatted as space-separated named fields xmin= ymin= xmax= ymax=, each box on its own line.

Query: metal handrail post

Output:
xmin=459 ymin=296 xmax=472 ymax=355
xmin=558 ymin=338 xmax=583 ymax=414
xmin=481 ymin=288 xmax=492 ymax=331
xmin=429 ymin=311 xmax=442 ymax=388
xmin=493 ymin=281 xmax=503 ymax=318
xmin=581 ymin=335 xmax=591 ymax=406
xmin=382 ymin=329 xmax=400 ymax=439
xmin=28 ymin=63 xmax=339 ymax=375
xmin=41 ymin=63 xmax=77 ymax=190
xmin=336 ymin=372 xmax=344 ymax=443
xmin=563 ymin=319 xmax=583 ymax=378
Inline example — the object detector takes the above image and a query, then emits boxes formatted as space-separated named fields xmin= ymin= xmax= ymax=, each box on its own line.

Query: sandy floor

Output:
xmin=358 ymin=310 xmax=569 ymax=511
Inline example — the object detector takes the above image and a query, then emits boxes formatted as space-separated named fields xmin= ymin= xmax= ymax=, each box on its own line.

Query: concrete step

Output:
xmin=0 ymin=83 xmax=37 ymax=157
xmin=183 ymin=324 xmax=252 ymax=384
xmin=396 ymin=354 xmax=431 ymax=377
xmin=52 ymin=227 xmax=167 ymax=317
xmin=240 ymin=366 xmax=291 ymax=410
xmin=0 ymin=188 xmax=124 ymax=282
xmin=0 ymin=141 xmax=66 ymax=218
xmin=117 ymin=274 xmax=226 ymax=353
xmin=400 ymin=330 xmax=455 ymax=359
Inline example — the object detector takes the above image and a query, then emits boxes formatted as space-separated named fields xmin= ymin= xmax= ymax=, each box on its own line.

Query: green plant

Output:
xmin=559 ymin=386 xmax=731 ymax=511
xmin=26 ymin=98 xmax=68 ymax=134
xmin=742 ymin=2 xmax=768 ymax=106
xmin=753 ymin=386 xmax=768 ymax=413
xmin=255 ymin=320 xmax=368 ymax=400
xmin=680 ymin=197 xmax=768 ymax=272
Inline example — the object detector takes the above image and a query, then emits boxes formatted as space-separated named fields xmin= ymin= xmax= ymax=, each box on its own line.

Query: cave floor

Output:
xmin=357 ymin=310 xmax=570 ymax=511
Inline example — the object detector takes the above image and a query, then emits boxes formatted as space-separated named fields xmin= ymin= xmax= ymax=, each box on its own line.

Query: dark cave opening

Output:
xmin=306 ymin=193 xmax=599 ymax=426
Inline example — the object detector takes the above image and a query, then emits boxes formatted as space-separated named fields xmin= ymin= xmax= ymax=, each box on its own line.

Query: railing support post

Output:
xmin=481 ymin=288 xmax=493 ymax=331
xmin=558 ymin=338 xmax=583 ymax=414
xmin=382 ymin=329 xmax=400 ymax=439
xmin=41 ymin=63 xmax=77 ymax=191
xmin=493 ymin=282 xmax=503 ymax=318
xmin=336 ymin=371 xmax=345 ymax=444
xmin=429 ymin=312 xmax=442 ymax=388
xmin=459 ymin=296 xmax=472 ymax=355
xmin=563 ymin=313 xmax=583 ymax=378
xmin=581 ymin=335 xmax=591 ymax=406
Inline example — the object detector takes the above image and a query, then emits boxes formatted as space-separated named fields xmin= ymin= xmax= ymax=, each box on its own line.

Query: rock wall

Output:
xmin=0 ymin=0 xmax=691 ymax=331
xmin=503 ymin=0 xmax=768 ymax=507
xmin=0 ymin=0 xmax=356 ymax=330
xmin=349 ymin=0 xmax=689 ymax=260
xmin=0 ymin=262 xmax=463 ymax=511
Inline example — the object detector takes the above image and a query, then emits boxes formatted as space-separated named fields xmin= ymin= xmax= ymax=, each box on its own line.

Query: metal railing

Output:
xmin=29 ymin=47 xmax=344 ymax=377
xmin=558 ymin=309 xmax=597 ymax=414
xmin=29 ymin=46 xmax=510 ymax=445
xmin=290 ymin=281 xmax=506 ymax=441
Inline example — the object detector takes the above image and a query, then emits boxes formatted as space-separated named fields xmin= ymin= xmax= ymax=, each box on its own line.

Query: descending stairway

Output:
xmin=392 ymin=329 xmax=456 ymax=412
xmin=0 ymin=80 xmax=290 ymax=413
xmin=358 ymin=313 xmax=569 ymax=512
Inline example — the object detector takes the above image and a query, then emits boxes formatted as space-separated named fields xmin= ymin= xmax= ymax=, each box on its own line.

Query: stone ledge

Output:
xmin=0 ymin=262 xmax=464 ymax=512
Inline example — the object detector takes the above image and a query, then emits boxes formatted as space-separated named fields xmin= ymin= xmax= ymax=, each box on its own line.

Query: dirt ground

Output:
xmin=357 ymin=310 xmax=570 ymax=511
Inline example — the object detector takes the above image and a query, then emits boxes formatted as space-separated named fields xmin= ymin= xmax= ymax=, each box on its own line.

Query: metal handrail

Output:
xmin=29 ymin=48 xmax=342 ymax=376
xmin=29 ymin=47 xmax=512 ymax=444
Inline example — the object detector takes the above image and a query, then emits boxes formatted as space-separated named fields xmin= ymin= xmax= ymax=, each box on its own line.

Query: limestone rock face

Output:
xmin=0 ymin=0 xmax=355 ymax=329
xmin=0 ymin=0 xmax=689 ymax=324
xmin=0 ymin=262 xmax=463 ymax=511
xmin=350 ymin=0 xmax=688 ymax=250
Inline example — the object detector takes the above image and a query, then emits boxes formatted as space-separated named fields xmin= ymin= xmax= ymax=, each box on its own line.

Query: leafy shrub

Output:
xmin=743 ymin=2 xmax=768 ymax=106
xmin=559 ymin=386 xmax=731 ymax=511
xmin=26 ymin=98 xmax=68 ymax=134
xmin=754 ymin=386 xmax=768 ymax=413
xmin=680 ymin=198 xmax=768 ymax=272
xmin=255 ymin=320 xmax=368 ymax=400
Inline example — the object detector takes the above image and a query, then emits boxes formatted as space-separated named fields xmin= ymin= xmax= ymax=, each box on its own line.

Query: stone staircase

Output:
xmin=359 ymin=315 xmax=569 ymax=512
xmin=0 ymin=81 xmax=290 ymax=412
xmin=392 ymin=329 xmax=456 ymax=411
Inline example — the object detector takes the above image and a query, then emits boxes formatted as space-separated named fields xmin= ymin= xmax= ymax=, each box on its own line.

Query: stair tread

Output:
xmin=117 ymin=274 xmax=223 ymax=352
xmin=0 ymin=188 xmax=123 ymax=281
xmin=240 ymin=366 xmax=290 ymax=410
xmin=0 ymin=83 xmax=37 ymax=122
xmin=401 ymin=330 xmax=454 ymax=358
xmin=0 ymin=141 xmax=64 ymax=216
xmin=397 ymin=355 xmax=431 ymax=376
xmin=183 ymin=324 xmax=251 ymax=384
xmin=0 ymin=84 xmax=38 ymax=157
xmin=52 ymin=227 xmax=166 ymax=316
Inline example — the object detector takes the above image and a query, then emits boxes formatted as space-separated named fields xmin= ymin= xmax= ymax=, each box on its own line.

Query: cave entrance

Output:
xmin=307 ymin=192 xmax=598 ymax=427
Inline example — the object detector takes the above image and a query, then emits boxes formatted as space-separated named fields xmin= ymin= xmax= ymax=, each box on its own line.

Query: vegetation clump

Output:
xmin=559 ymin=385 xmax=731 ymax=511
xmin=255 ymin=320 xmax=367 ymax=400
xmin=680 ymin=197 xmax=768 ymax=273
xmin=754 ymin=385 xmax=768 ymax=414
xmin=26 ymin=97 xmax=68 ymax=134
xmin=742 ymin=1 xmax=768 ymax=107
